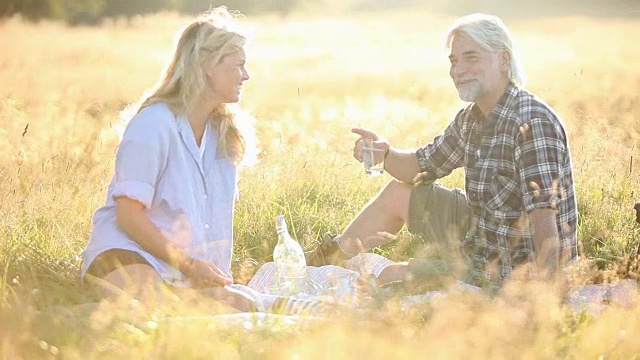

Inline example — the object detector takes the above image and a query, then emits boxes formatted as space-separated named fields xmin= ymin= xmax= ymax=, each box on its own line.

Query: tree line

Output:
xmin=0 ymin=0 xmax=307 ymax=25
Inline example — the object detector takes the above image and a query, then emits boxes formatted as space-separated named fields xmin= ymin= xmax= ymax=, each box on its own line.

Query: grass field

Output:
xmin=1 ymin=7 xmax=640 ymax=359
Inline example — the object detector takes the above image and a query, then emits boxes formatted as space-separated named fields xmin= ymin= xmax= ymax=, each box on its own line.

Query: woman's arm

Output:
xmin=115 ymin=196 xmax=232 ymax=287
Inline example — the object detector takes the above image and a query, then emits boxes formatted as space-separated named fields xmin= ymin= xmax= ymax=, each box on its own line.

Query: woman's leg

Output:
xmin=85 ymin=249 xmax=166 ymax=301
xmin=168 ymin=285 xmax=256 ymax=313
xmin=86 ymin=250 xmax=256 ymax=312
xmin=89 ymin=263 xmax=168 ymax=303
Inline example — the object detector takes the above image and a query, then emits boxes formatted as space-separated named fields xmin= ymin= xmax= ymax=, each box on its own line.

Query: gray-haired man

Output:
xmin=308 ymin=13 xmax=578 ymax=291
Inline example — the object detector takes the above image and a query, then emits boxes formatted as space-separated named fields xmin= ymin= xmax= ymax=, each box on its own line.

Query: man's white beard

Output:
xmin=458 ymin=84 xmax=481 ymax=103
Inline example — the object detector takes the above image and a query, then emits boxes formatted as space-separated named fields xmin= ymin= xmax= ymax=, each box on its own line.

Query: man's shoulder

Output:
xmin=454 ymin=103 xmax=477 ymax=121
xmin=509 ymin=87 xmax=560 ymax=123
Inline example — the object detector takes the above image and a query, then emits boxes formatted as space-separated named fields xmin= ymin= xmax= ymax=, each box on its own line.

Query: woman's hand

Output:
xmin=376 ymin=262 xmax=409 ymax=286
xmin=114 ymin=197 xmax=233 ymax=288
xmin=355 ymin=262 xmax=408 ymax=294
xmin=181 ymin=257 xmax=233 ymax=287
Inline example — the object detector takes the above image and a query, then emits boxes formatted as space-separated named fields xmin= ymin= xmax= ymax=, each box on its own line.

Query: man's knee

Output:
xmin=377 ymin=180 xmax=412 ymax=212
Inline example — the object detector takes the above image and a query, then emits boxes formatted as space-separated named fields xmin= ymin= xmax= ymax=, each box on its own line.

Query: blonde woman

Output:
xmin=81 ymin=7 xmax=255 ymax=311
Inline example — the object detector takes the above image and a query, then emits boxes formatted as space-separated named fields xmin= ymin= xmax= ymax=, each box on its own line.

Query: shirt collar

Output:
xmin=472 ymin=83 xmax=519 ymax=129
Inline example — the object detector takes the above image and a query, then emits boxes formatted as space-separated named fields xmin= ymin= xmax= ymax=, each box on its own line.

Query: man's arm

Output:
xmin=351 ymin=127 xmax=425 ymax=184
xmin=529 ymin=208 xmax=561 ymax=277
xmin=383 ymin=147 xmax=423 ymax=184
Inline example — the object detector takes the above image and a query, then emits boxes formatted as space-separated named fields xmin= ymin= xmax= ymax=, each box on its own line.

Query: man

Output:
xmin=307 ymin=13 xmax=578 ymax=291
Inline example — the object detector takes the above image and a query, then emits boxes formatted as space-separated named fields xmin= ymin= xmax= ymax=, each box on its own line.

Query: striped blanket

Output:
xmin=228 ymin=253 xmax=395 ymax=315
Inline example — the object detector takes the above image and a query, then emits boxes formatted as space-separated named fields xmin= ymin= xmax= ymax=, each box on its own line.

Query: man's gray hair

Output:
xmin=446 ymin=13 xmax=526 ymax=87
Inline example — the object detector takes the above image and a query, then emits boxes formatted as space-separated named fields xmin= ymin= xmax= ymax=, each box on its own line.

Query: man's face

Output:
xmin=448 ymin=33 xmax=507 ymax=104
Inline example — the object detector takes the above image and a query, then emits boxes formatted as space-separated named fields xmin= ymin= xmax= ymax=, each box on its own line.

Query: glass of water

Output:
xmin=362 ymin=138 xmax=385 ymax=176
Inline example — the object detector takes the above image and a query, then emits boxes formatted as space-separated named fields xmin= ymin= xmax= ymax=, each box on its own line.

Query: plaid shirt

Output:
xmin=416 ymin=84 xmax=578 ymax=288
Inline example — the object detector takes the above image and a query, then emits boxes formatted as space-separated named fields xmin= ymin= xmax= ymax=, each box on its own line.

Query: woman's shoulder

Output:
xmin=132 ymin=102 xmax=177 ymax=127
xmin=123 ymin=102 xmax=178 ymax=139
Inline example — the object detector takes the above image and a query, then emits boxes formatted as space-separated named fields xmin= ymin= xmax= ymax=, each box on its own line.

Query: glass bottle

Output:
xmin=273 ymin=215 xmax=309 ymax=296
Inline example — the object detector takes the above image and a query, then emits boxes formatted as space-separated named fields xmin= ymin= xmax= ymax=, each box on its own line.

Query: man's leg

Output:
xmin=338 ymin=179 xmax=413 ymax=255
xmin=405 ymin=181 xmax=472 ymax=284
xmin=305 ymin=180 xmax=412 ymax=266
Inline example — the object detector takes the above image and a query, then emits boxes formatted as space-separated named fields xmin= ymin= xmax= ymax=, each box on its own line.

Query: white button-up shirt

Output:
xmin=81 ymin=102 xmax=237 ymax=285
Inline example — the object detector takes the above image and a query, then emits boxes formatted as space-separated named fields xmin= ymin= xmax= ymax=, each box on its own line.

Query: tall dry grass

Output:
xmin=1 ymin=9 xmax=639 ymax=359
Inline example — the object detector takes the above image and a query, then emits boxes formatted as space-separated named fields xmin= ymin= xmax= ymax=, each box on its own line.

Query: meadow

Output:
xmin=1 ymin=6 xmax=640 ymax=359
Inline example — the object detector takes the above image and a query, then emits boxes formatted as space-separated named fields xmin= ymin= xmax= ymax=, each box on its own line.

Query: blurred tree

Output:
xmin=0 ymin=1 xmax=16 ymax=17
xmin=0 ymin=0 xmax=51 ymax=21
xmin=49 ymin=0 xmax=105 ymax=25
xmin=0 ymin=0 xmax=320 ymax=23
xmin=102 ymin=0 xmax=174 ymax=20
xmin=178 ymin=0 xmax=301 ymax=15
xmin=178 ymin=0 xmax=255 ymax=14
xmin=1 ymin=0 xmax=638 ymax=23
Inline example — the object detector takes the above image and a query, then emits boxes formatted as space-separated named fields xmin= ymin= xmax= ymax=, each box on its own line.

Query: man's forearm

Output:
xmin=530 ymin=208 xmax=561 ymax=276
xmin=383 ymin=148 xmax=422 ymax=183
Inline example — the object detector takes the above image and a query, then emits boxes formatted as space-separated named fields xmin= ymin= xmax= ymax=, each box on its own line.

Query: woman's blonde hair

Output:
xmin=137 ymin=7 xmax=249 ymax=164
xmin=446 ymin=13 xmax=526 ymax=87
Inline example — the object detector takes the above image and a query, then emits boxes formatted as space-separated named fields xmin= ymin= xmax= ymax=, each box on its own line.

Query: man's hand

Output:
xmin=351 ymin=127 xmax=390 ymax=164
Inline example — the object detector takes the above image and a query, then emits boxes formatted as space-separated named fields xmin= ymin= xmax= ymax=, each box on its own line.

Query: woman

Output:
xmin=81 ymin=7 xmax=255 ymax=311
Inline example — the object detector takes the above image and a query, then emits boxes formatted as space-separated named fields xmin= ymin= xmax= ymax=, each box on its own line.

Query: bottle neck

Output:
xmin=276 ymin=227 xmax=289 ymax=242
xmin=275 ymin=215 xmax=288 ymax=236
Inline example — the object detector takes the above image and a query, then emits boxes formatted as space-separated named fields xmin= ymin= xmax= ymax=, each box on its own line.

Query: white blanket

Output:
xmin=240 ymin=253 xmax=639 ymax=315
xmin=229 ymin=253 xmax=394 ymax=314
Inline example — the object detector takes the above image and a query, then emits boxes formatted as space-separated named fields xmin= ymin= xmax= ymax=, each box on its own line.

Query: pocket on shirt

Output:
xmin=209 ymin=158 xmax=237 ymax=202
xmin=485 ymin=172 xmax=523 ymax=215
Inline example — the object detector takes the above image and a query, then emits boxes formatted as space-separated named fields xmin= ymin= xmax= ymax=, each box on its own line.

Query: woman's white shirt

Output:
xmin=81 ymin=102 xmax=238 ymax=285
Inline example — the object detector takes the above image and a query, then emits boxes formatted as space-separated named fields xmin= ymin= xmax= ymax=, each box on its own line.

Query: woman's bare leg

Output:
xmin=92 ymin=264 xmax=255 ymax=312
xmin=90 ymin=263 xmax=168 ymax=303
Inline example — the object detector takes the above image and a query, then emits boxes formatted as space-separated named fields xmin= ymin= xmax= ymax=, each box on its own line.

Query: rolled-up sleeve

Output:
xmin=416 ymin=112 xmax=466 ymax=180
xmin=111 ymin=109 xmax=170 ymax=208
xmin=516 ymin=117 xmax=567 ymax=212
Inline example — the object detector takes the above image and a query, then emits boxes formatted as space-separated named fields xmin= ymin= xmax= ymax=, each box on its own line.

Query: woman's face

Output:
xmin=205 ymin=48 xmax=250 ymax=104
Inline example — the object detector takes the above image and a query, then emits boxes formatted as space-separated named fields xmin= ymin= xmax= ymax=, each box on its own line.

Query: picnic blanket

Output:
xmin=229 ymin=253 xmax=394 ymax=314
xmin=239 ymin=253 xmax=639 ymax=316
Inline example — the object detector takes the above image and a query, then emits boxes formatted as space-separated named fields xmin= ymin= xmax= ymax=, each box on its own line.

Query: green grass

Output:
xmin=1 ymin=8 xmax=640 ymax=359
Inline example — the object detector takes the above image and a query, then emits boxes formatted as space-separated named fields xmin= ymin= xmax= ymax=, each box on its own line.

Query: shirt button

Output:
xmin=204 ymin=224 xmax=210 ymax=229
xmin=203 ymin=194 xmax=208 ymax=199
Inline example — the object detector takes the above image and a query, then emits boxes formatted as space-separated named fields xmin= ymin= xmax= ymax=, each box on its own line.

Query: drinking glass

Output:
xmin=362 ymin=138 xmax=385 ymax=176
